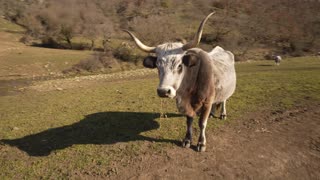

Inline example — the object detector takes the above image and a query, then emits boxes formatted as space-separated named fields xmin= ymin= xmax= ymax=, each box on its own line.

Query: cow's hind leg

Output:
xmin=220 ymin=100 xmax=227 ymax=120
xmin=182 ymin=116 xmax=193 ymax=148
xmin=210 ymin=103 xmax=222 ymax=118
xmin=209 ymin=103 xmax=216 ymax=117
xmin=197 ymin=103 xmax=212 ymax=152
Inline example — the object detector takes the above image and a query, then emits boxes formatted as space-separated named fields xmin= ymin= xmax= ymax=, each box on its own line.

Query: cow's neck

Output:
xmin=176 ymin=50 xmax=214 ymax=117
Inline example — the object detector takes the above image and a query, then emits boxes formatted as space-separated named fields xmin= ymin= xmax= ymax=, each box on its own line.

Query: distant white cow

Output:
xmin=274 ymin=55 xmax=281 ymax=65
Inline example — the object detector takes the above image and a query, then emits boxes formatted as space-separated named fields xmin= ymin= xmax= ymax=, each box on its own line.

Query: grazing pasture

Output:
xmin=0 ymin=30 xmax=90 ymax=80
xmin=0 ymin=0 xmax=319 ymax=176
xmin=0 ymin=56 xmax=319 ymax=179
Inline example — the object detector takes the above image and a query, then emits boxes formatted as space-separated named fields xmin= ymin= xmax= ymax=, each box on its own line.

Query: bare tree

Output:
xmin=6 ymin=0 xmax=319 ymax=57
xmin=19 ymin=0 xmax=82 ymax=49
xmin=128 ymin=14 xmax=182 ymax=45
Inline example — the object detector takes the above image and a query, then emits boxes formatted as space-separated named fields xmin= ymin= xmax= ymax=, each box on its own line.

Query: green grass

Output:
xmin=0 ymin=57 xmax=320 ymax=178
xmin=0 ymin=17 xmax=92 ymax=79
xmin=0 ymin=17 xmax=141 ymax=79
xmin=0 ymin=46 xmax=91 ymax=80
xmin=0 ymin=18 xmax=24 ymax=33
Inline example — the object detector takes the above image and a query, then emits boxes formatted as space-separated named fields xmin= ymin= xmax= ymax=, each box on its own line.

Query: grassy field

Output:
xmin=0 ymin=17 xmax=146 ymax=80
xmin=0 ymin=18 xmax=91 ymax=80
xmin=0 ymin=56 xmax=319 ymax=178
xmin=0 ymin=16 xmax=320 ymax=179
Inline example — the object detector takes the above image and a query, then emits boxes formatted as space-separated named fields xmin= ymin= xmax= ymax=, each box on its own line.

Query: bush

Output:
xmin=40 ymin=37 xmax=62 ymax=49
xmin=160 ymin=0 xmax=171 ymax=8
xmin=129 ymin=14 xmax=180 ymax=45
xmin=19 ymin=35 xmax=32 ymax=44
xmin=113 ymin=45 xmax=139 ymax=63
xmin=264 ymin=54 xmax=274 ymax=60
xmin=202 ymin=33 xmax=217 ymax=44
xmin=212 ymin=1 xmax=225 ymax=9
xmin=234 ymin=54 xmax=246 ymax=62
xmin=63 ymin=51 xmax=120 ymax=74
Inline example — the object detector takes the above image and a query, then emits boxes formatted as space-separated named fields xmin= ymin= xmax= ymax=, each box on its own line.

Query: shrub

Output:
xmin=63 ymin=51 xmax=120 ymax=74
xmin=40 ymin=37 xmax=61 ymax=49
xmin=19 ymin=34 xmax=32 ymax=44
xmin=202 ymin=33 xmax=218 ymax=44
xmin=113 ymin=45 xmax=139 ymax=63
xmin=129 ymin=14 xmax=180 ymax=45
xmin=160 ymin=0 xmax=171 ymax=8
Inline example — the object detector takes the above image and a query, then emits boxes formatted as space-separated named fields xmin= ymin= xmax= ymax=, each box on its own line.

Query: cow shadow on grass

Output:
xmin=1 ymin=112 xmax=181 ymax=156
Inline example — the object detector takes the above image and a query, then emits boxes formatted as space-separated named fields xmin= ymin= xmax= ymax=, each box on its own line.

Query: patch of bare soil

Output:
xmin=111 ymin=103 xmax=320 ymax=180
xmin=0 ymin=69 xmax=157 ymax=96
xmin=27 ymin=69 xmax=157 ymax=92
xmin=0 ymin=78 xmax=31 ymax=96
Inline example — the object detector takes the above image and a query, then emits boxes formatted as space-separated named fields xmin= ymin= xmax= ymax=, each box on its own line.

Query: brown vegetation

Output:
xmin=63 ymin=51 xmax=120 ymax=74
xmin=1 ymin=0 xmax=319 ymax=62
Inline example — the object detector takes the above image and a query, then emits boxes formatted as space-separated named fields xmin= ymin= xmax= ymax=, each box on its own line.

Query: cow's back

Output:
xmin=209 ymin=46 xmax=234 ymax=65
xmin=209 ymin=46 xmax=236 ymax=103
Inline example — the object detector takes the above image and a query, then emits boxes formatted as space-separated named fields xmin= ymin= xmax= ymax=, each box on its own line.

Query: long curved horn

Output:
xmin=123 ymin=30 xmax=156 ymax=53
xmin=182 ymin=12 xmax=215 ymax=51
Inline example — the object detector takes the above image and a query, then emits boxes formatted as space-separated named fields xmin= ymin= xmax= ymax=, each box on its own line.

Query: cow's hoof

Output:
xmin=197 ymin=144 xmax=206 ymax=152
xmin=182 ymin=139 xmax=191 ymax=148
xmin=220 ymin=115 xmax=226 ymax=120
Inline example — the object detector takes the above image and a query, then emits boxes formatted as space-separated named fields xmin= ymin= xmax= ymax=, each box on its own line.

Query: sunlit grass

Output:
xmin=0 ymin=18 xmax=24 ymax=33
xmin=0 ymin=57 xmax=320 ymax=178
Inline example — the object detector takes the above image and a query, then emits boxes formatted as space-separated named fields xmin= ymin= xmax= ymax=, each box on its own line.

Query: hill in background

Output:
xmin=0 ymin=0 xmax=319 ymax=75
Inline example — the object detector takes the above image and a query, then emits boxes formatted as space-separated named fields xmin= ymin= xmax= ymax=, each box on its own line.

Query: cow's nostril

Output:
xmin=157 ymin=87 xmax=174 ymax=97
xmin=157 ymin=88 xmax=168 ymax=97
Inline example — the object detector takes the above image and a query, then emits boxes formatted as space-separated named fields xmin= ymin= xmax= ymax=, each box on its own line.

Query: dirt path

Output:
xmin=0 ymin=68 xmax=157 ymax=96
xmin=27 ymin=68 xmax=157 ymax=92
xmin=111 ymin=104 xmax=320 ymax=180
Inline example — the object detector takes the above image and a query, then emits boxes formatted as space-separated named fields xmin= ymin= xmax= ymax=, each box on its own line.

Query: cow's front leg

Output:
xmin=182 ymin=116 xmax=193 ymax=148
xmin=197 ymin=104 xmax=212 ymax=152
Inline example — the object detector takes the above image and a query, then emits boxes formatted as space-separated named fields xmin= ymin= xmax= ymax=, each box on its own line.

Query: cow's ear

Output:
xmin=182 ymin=54 xmax=198 ymax=67
xmin=143 ymin=56 xmax=157 ymax=69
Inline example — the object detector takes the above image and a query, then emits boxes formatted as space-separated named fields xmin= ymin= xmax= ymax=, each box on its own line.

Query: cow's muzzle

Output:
xmin=157 ymin=87 xmax=176 ymax=98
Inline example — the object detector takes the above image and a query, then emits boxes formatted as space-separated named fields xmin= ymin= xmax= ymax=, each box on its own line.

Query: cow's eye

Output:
xmin=177 ymin=64 xmax=183 ymax=73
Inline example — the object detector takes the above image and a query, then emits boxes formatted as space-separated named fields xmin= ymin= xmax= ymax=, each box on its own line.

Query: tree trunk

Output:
xmin=102 ymin=39 xmax=107 ymax=52
xmin=90 ymin=40 xmax=95 ymax=51
xmin=66 ymin=37 xmax=72 ymax=49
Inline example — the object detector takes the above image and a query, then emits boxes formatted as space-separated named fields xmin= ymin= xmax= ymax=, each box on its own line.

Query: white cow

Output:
xmin=124 ymin=12 xmax=236 ymax=152
xmin=275 ymin=55 xmax=282 ymax=65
